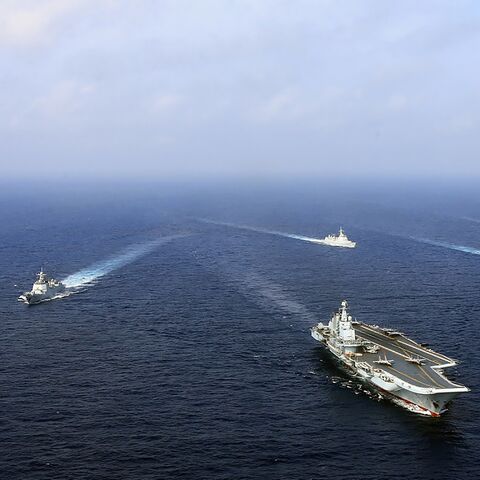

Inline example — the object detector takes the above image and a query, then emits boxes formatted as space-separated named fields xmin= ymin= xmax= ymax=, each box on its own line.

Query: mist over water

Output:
xmin=62 ymin=235 xmax=185 ymax=288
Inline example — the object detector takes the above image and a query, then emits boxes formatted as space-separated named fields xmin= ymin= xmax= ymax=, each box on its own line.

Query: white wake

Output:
xmin=62 ymin=235 xmax=184 ymax=288
xmin=198 ymin=218 xmax=326 ymax=245
xmin=410 ymin=237 xmax=480 ymax=256
xmin=193 ymin=249 xmax=318 ymax=324
xmin=460 ymin=216 xmax=480 ymax=224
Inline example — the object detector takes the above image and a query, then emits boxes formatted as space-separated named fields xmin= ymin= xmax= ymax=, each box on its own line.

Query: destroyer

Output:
xmin=18 ymin=269 xmax=66 ymax=305
xmin=319 ymin=227 xmax=356 ymax=248
xmin=311 ymin=300 xmax=469 ymax=416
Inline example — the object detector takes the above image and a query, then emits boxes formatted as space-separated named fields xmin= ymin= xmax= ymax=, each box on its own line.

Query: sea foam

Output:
xmin=198 ymin=218 xmax=326 ymax=245
xmin=62 ymin=235 xmax=185 ymax=288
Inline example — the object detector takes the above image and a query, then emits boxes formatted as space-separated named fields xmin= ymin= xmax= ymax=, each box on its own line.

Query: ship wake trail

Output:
xmin=237 ymin=270 xmax=317 ymax=323
xmin=460 ymin=216 xmax=480 ymax=224
xmin=198 ymin=218 xmax=325 ymax=245
xmin=194 ymin=250 xmax=317 ymax=324
xmin=410 ymin=237 xmax=480 ymax=256
xmin=62 ymin=235 xmax=185 ymax=288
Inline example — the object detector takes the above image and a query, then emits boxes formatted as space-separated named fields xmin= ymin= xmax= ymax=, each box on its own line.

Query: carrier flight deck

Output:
xmin=311 ymin=300 xmax=469 ymax=416
xmin=352 ymin=323 xmax=462 ymax=390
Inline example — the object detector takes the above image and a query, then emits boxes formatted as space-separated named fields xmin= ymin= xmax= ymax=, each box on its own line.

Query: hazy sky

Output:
xmin=1 ymin=0 xmax=479 ymax=179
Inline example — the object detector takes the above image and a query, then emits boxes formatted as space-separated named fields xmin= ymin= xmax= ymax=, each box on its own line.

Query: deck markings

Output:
xmin=396 ymin=339 xmax=451 ymax=364
xmin=391 ymin=338 xmax=447 ymax=389
xmin=354 ymin=329 xmax=455 ymax=389
xmin=382 ymin=364 xmax=433 ymax=388
xmin=417 ymin=364 xmax=446 ymax=389
xmin=357 ymin=323 xmax=451 ymax=364
xmin=356 ymin=324 xmax=449 ymax=364
xmin=356 ymin=331 xmax=431 ymax=387
xmin=356 ymin=329 xmax=417 ymax=361
xmin=388 ymin=339 xmax=445 ymax=388
xmin=389 ymin=339 xmax=441 ymax=388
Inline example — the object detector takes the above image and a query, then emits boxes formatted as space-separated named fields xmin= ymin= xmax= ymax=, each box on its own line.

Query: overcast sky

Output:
xmin=1 ymin=0 xmax=479 ymax=180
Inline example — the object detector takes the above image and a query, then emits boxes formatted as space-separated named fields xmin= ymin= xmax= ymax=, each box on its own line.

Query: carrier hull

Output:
xmin=311 ymin=301 xmax=469 ymax=416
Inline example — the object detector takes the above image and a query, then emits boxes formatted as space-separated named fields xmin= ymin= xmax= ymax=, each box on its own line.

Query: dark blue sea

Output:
xmin=1 ymin=180 xmax=479 ymax=480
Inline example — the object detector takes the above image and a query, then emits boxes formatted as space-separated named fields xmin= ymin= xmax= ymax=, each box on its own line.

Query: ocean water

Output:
xmin=1 ymin=181 xmax=479 ymax=480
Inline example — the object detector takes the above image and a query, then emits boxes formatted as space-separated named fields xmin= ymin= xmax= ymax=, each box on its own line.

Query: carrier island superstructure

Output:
xmin=311 ymin=300 xmax=469 ymax=416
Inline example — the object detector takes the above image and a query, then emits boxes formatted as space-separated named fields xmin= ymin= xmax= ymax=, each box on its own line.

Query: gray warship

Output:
xmin=18 ymin=269 xmax=66 ymax=305
xmin=311 ymin=300 xmax=469 ymax=416
xmin=320 ymin=227 xmax=356 ymax=248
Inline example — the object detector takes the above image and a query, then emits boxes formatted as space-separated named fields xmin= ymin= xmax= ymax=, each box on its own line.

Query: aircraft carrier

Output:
xmin=311 ymin=300 xmax=469 ymax=416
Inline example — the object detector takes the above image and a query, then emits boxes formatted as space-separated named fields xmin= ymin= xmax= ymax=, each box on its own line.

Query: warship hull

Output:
xmin=19 ymin=270 xmax=66 ymax=305
xmin=311 ymin=302 xmax=469 ymax=416
xmin=321 ymin=239 xmax=356 ymax=248
xmin=318 ymin=228 xmax=356 ymax=248
xmin=19 ymin=286 xmax=66 ymax=305
xmin=308 ymin=238 xmax=356 ymax=248
xmin=383 ymin=387 xmax=463 ymax=416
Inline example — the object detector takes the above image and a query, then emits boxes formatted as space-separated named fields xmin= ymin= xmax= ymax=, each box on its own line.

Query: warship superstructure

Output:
xmin=18 ymin=270 xmax=66 ymax=305
xmin=311 ymin=300 xmax=469 ymax=416
xmin=320 ymin=228 xmax=356 ymax=248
